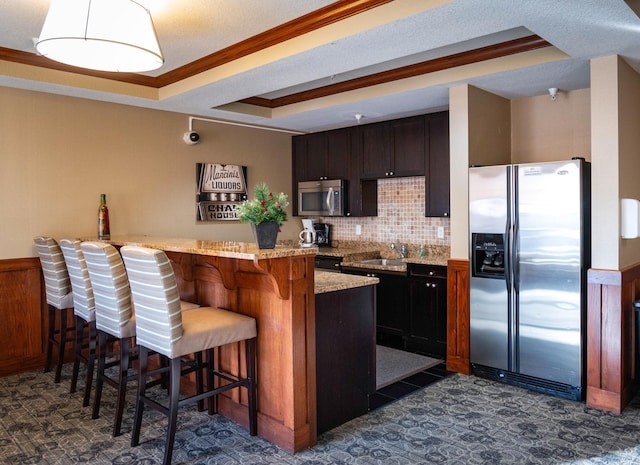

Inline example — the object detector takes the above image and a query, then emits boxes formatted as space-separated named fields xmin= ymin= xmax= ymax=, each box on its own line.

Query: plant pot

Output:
xmin=250 ymin=222 xmax=279 ymax=249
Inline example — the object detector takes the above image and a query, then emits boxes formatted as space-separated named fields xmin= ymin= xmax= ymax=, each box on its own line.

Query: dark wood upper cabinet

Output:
xmin=391 ymin=115 xmax=425 ymax=177
xmin=358 ymin=116 xmax=425 ymax=179
xmin=305 ymin=132 xmax=328 ymax=180
xmin=292 ymin=111 xmax=450 ymax=218
xmin=325 ymin=128 xmax=350 ymax=180
xmin=425 ymin=112 xmax=450 ymax=217
xmin=293 ymin=128 xmax=350 ymax=182
xmin=359 ymin=122 xmax=392 ymax=179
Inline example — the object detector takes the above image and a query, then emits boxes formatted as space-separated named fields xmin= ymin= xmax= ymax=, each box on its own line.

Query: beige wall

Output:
xmin=591 ymin=56 xmax=622 ymax=270
xmin=616 ymin=57 xmax=640 ymax=268
xmin=0 ymin=87 xmax=295 ymax=260
xmin=468 ymin=86 xmax=511 ymax=167
xmin=511 ymin=89 xmax=591 ymax=163
xmin=448 ymin=85 xmax=470 ymax=259
xmin=448 ymin=85 xmax=511 ymax=259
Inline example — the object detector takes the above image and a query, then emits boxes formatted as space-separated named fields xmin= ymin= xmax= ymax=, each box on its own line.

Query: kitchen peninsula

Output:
xmin=100 ymin=236 xmax=377 ymax=452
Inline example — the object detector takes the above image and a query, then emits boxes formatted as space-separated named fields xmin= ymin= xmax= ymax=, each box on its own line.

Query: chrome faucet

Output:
xmin=391 ymin=242 xmax=408 ymax=259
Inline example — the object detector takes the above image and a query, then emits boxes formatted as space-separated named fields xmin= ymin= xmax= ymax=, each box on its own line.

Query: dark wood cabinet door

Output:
xmin=360 ymin=122 xmax=391 ymax=179
xmin=341 ymin=267 xmax=409 ymax=339
xmin=391 ymin=115 xmax=425 ymax=177
xmin=325 ymin=128 xmax=350 ymax=180
xmin=305 ymin=132 xmax=328 ymax=180
xmin=407 ymin=264 xmax=447 ymax=357
xmin=425 ymin=112 xmax=450 ymax=217
xmin=376 ymin=273 xmax=409 ymax=335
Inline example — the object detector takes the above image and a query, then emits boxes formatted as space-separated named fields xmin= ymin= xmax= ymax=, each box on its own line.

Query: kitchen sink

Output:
xmin=357 ymin=258 xmax=405 ymax=267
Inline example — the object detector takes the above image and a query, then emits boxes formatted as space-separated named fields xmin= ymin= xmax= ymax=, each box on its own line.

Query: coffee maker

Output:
xmin=313 ymin=223 xmax=331 ymax=247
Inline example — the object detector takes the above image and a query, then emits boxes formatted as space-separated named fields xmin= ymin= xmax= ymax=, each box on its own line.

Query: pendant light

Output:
xmin=35 ymin=0 xmax=164 ymax=73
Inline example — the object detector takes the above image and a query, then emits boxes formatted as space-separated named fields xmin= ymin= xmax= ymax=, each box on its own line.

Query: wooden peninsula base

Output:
xmin=107 ymin=237 xmax=318 ymax=452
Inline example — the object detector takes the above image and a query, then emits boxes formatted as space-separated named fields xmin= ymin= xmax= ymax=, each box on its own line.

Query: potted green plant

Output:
xmin=237 ymin=182 xmax=289 ymax=248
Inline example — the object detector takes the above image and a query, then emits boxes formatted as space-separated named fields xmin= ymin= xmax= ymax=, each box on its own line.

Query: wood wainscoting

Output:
xmin=0 ymin=257 xmax=47 ymax=376
xmin=446 ymin=258 xmax=470 ymax=375
xmin=587 ymin=264 xmax=640 ymax=413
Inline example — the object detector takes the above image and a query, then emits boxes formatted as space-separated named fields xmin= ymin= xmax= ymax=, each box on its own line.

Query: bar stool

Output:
xmin=121 ymin=245 xmax=257 ymax=465
xmin=81 ymin=241 xmax=201 ymax=436
xmin=81 ymin=241 xmax=137 ymax=437
xmin=33 ymin=236 xmax=75 ymax=383
xmin=59 ymin=238 xmax=97 ymax=407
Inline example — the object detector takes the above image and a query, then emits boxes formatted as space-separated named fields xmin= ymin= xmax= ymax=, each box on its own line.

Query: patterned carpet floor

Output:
xmin=1 ymin=364 xmax=640 ymax=464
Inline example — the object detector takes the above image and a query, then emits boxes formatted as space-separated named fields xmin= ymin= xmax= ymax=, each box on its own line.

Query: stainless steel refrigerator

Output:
xmin=468 ymin=158 xmax=590 ymax=401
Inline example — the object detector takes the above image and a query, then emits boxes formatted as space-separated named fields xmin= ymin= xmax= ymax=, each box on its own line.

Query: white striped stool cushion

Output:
xmin=120 ymin=246 xmax=183 ymax=356
xmin=33 ymin=236 xmax=73 ymax=309
xmin=59 ymin=239 xmax=96 ymax=323
xmin=81 ymin=241 xmax=135 ymax=339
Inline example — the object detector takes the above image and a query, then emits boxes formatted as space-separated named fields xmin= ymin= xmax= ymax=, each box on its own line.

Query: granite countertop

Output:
xmin=313 ymin=246 xmax=380 ymax=261
xmin=314 ymin=270 xmax=378 ymax=294
xmin=340 ymin=255 xmax=449 ymax=272
xmin=315 ymin=246 xmax=449 ymax=270
xmin=90 ymin=236 xmax=317 ymax=260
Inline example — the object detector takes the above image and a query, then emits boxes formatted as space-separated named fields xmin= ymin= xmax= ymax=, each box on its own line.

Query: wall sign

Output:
xmin=196 ymin=163 xmax=248 ymax=222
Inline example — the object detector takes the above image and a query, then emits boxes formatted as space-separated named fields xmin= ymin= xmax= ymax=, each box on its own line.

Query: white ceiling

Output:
xmin=2 ymin=0 xmax=640 ymax=133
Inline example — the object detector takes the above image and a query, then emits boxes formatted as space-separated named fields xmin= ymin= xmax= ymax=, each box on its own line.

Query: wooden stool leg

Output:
xmin=44 ymin=305 xmax=55 ymax=374
xmin=206 ymin=348 xmax=216 ymax=415
xmin=92 ymin=330 xmax=107 ymax=420
xmin=195 ymin=351 xmax=205 ymax=412
xmin=82 ymin=321 xmax=97 ymax=407
xmin=54 ymin=308 xmax=68 ymax=383
xmin=113 ymin=337 xmax=132 ymax=437
xmin=163 ymin=357 xmax=182 ymax=465
xmin=131 ymin=346 xmax=149 ymax=447
xmin=246 ymin=337 xmax=258 ymax=436
xmin=70 ymin=315 xmax=84 ymax=393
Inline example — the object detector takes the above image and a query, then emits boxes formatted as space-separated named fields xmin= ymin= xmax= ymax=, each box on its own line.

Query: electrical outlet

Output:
xmin=355 ymin=224 xmax=362 ymax=235
xmin=437 ymin=226 xmax=444 ymax=239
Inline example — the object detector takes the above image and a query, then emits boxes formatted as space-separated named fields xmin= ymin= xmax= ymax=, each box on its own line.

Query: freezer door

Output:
xmin=515 ymin=160 xmax=583 ymax=386
xmin=469 ymin=165 xmax=510 ymax=370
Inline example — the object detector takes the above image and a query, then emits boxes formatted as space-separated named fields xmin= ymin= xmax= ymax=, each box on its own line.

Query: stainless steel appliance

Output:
xmin=298 ymin=179 xmax=346 ymax=217
xmin=469 ymin=158 xmax=591 ymax=401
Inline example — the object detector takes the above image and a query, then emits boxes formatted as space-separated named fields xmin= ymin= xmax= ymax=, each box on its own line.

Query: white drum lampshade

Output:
xmin=35 ymin=0 xmax=164 ymax=73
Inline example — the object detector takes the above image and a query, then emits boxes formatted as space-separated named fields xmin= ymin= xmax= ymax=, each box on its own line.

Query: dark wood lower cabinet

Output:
xmin=407 ymin=264 xmax=447 ymax=357
xmin=315 ymin=284 xmax=376 ymax=434
xmin=340 ymin=267 xmax=408 ymax=349
xmin=341 ymin=265 xmax=447 ymax=359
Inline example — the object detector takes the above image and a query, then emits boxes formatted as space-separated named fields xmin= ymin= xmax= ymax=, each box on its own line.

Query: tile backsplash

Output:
xmin=319 ymin=176 xmax=450 ymax=250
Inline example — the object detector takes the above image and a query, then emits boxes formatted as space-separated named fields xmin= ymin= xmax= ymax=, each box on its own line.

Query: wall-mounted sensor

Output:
xmin=183 ymin=131 xmax=200 ymax=145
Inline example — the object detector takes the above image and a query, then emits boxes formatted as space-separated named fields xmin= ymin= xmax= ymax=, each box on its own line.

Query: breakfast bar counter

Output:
xmin=103 ymin=236 xmax=318 ymax=452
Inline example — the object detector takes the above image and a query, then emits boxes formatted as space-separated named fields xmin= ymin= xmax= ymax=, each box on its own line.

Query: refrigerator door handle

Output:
xmin=513 ymin=217 xmax=519 ymax=294
xmin=504 ymin=222 xmax=511 ymax=292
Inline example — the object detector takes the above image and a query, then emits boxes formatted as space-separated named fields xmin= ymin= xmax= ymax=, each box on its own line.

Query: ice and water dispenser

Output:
xmin=472 ymin=233 xmax=505 ymax=279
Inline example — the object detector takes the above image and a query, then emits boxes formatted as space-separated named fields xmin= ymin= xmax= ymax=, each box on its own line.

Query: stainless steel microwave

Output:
xmin=297 ymin=179 xmax=346 ymax=216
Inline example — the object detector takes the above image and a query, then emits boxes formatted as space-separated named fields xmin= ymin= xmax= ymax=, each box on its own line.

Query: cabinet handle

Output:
xmin=429 ymin=271 xmax=434 ymax=276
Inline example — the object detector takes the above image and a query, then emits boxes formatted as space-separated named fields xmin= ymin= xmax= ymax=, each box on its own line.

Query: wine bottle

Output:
xmin=98 ymin=194 xmax=110 ymax=240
